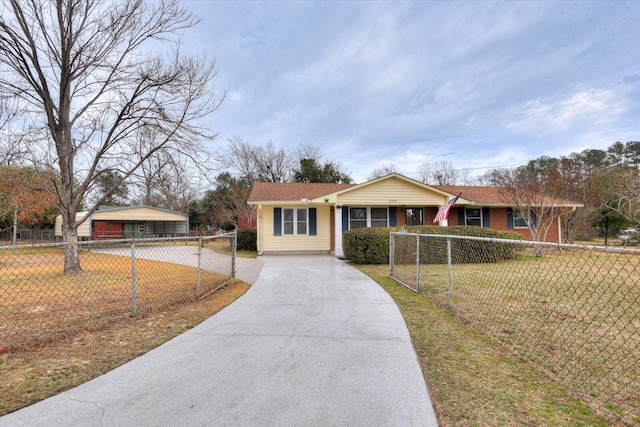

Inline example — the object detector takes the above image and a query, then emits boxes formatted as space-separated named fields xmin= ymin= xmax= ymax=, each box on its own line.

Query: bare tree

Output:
xmin=292 ymin=142 xmax=323 ymax=162
xmin=367 ymin=163 xmax=399 ymax=180
xmin=214 ymin=181 xmax=255 ymax=230
xmin=603 ymin=168 xmax=640 ymax=227
xmin=131 ymin=153 xmax=203 ymax=212
xmin=418 ymin=160 xmax=471 ymax=185
xmin=126 ymin=127 xmax=205 ymax=212
xmin=0 ymin=96 xmax=28 ymax=165
xmin=488 ymin=167 xmax=576 ymax=256
xmin=221 ymin=136 xmax=293 ymax=182
xmin=0 ymin=0 xmax=222 ymax=272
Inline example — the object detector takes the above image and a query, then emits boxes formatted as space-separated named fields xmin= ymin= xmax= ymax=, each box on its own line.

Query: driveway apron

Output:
xmin=0 ymin=255 xmax=438 ymax=427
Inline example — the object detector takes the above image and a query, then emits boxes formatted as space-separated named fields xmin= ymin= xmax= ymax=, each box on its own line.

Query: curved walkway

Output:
xmin=0 ymin=255 xmax=437 ymax=426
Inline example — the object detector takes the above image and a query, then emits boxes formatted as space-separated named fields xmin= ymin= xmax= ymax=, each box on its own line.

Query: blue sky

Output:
xmin=184 ymin=0 xmax=640 ymax=182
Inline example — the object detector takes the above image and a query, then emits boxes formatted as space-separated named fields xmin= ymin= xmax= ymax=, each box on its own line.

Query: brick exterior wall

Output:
xmin=330 ymin=205 xmax=561 ymax=251
xmin=430 ymin=206 xmax=561 ymax=242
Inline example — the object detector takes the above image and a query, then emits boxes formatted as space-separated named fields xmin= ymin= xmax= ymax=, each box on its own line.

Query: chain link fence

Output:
xmin=390 ymin=231 xmax=640 ymax=425
xmin=1 ymin=233 xmax=237 ymax=353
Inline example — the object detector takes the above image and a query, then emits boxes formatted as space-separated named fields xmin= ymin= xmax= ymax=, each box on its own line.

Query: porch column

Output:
xmin=334 ymin=205 xmax=344 ymax=258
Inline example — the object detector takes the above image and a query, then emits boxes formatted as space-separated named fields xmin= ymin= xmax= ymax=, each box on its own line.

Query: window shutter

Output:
xmin=389 ymin=207 xmax=397 ymax=227
xmin=482 ymin=207 xmax=490 ymax=228
xmin=342 ymin=206 xmax=349 ymax=231
xmin=458 ymin=208 xmax=465 ymax=226
xmin=274 ymin=208 xmax=282 ymax=236
xmin=309 ymin=208 xmax=317 ymax=236
xmin=507 ymin=208 xmax=514 ymax=229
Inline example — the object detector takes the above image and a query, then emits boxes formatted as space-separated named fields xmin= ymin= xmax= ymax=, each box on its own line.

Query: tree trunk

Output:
xmin=61 ymin=217 xmax=83 ymax=274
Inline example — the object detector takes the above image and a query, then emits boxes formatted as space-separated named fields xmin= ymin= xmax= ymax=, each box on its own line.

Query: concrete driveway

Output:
xmin=0 ymin=255 xmax=437 ymax=427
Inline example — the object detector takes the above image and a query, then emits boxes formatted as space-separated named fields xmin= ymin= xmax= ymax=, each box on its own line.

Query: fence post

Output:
xmin=389 ymin=232 xmax=395 ymax=277
xmin=447 ymin=236 xmax=453 ymax=310
xmin=415 ymin=233 xmax=420 ymax=293
xmin=231 ymin=232 xmax=237 ymax=279
xmin=131 ymin=239 xmax=137 ymax=316
xmin=196 ymin=236 xmax=202 ymax=300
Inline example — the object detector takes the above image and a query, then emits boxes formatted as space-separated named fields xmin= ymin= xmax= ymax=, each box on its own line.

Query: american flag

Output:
xmin=433 ymin=193 xmax=461 ymax=224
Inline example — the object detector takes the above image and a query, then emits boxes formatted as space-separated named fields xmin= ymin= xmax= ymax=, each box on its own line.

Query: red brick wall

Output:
xmin=427 ymin=207 xmax=561 ymax=242
xmin=335 ymin=206 xmax=561 ymax=244
xmin=396 ymin=207 xmax=406 ymax=226
xmin=425 ymin=207 xmax=439 ymax=224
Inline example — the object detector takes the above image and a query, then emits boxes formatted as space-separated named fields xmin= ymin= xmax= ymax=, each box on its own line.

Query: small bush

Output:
xmin=344 ymin=225 xmax=523 ymax=265
xmin=236 ymin=228 xmax=257 ymax=251
xmin=343 ymin=228 xmax=390 ymax=264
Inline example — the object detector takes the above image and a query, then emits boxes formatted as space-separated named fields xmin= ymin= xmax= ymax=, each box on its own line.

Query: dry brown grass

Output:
xmin=391 ymin=245 xmax=640 ymax=425
xmin=0 ymin=280 xmax=249 ymax=416
xmin=1 ymin=247 xmax=232 ymax=352
xmin=359 ymin=264 xmax=611 ymax=426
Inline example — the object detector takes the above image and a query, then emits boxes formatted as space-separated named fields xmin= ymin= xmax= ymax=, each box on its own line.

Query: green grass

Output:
xmin=358 ymin=264 xmax=611 ymax=427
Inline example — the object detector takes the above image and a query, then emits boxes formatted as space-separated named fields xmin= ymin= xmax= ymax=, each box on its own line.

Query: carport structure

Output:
xmin=55 ymin=206 xmax=189 ymax=240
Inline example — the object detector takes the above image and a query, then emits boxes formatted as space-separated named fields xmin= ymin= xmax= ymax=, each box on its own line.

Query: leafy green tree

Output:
xmin=591 ymin=204 xmax=630 ymax=246
xmin=607 ymin=141 xmax=626 ymax=167
xmin=293 ymin=158 xmax=352 ymax=183
xmin=93 ymin=170 xmax=129 ymax=207
xmin=624 ymin=141 xmax=640 ymax=173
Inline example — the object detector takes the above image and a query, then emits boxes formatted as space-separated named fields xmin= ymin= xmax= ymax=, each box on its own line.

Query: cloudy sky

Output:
xmin=183 ymin=0 xmax=640 ymax=182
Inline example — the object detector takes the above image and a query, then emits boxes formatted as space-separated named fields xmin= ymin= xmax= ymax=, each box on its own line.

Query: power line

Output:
xmin=400 ymin=163 xmax=524 ymax=177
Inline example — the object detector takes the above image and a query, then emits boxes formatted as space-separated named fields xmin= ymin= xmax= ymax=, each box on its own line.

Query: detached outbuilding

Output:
xmin=55 ymin=206 xmax=189 ymax=240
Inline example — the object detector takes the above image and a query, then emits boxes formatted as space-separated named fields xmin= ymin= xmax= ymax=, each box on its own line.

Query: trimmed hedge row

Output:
xmin=343 ymin=226 xmax=524 ymax=265
xmin=236 ymin=228 xmax=257 ymax=251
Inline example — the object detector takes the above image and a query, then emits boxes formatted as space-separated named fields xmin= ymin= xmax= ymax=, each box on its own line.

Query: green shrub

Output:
xmin=343 ymin=227 xmax=390 ymax=264
xmin=344 ymin=225 xmax=523 ymax=265
xmin=236 ymin=228 xmax=257 ymax=251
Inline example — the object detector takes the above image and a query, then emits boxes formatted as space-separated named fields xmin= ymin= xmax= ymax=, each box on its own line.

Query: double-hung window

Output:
xmin=465 ymin=208 xmax=482 ymax=226
xmin=513 ymin=210 xmax=529 ymax=228
xmin=283 ymin=208 xmax=308 ymax=235
xmin=371 ymin=208 xmax=388 ymax=227
xmin=349 ymin=208 xmax=367 ymax=229
xmin=349 ymin=207 xmax=388 ymax=229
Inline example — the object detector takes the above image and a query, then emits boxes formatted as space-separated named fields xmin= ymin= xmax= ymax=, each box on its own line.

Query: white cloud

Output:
xmin=184 ymin=1 xmax=640 ymax=183
xmin=504 ymin=87 xmax=628 ymax=134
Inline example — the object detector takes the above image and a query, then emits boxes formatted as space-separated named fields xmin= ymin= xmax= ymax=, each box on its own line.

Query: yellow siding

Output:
xmin=337 ymin=176 xmax=447 ymax=206
xmin=92 ymin=207 xmax=186 ymax=222
xmin=259 ymin=205 xmax=332 ymax=253
xmin=55 ymin=212 xmax=91 ymax=237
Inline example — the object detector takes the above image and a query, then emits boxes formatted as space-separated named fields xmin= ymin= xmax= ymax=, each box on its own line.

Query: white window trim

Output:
xmin=283 ymin=207 xmax=309 ymax=236
xmin=513 ymin=210 xmax=529 ymax=229
xmin=349 ymin=207 xmax=389 ymax=229
xmin=465 ymin=208 xmax=483 ymax=227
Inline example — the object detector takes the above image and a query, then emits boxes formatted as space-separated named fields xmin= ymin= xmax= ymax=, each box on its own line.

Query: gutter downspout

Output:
xmin=256 ymin=204 xmax=262 ymax=255
xmin=334 ymin=205 xmax=344 ymax=258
